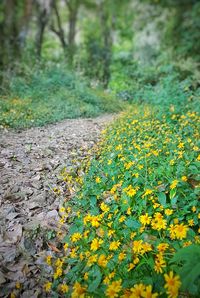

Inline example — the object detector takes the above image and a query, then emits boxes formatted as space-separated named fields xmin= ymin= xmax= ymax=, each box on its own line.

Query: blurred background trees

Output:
xmin=0 ymin=0 xmax=199 ymax=94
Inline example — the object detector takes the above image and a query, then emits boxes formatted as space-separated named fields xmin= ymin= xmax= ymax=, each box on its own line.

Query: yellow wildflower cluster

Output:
xmin=46 ymin=108 xmax=199 ymax=297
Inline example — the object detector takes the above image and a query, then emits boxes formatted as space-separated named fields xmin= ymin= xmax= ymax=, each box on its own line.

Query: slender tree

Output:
xmin=35 ymin=0 xmax=52 ymax=58
xmin=99 ymin=0 xmax=113 ymax=88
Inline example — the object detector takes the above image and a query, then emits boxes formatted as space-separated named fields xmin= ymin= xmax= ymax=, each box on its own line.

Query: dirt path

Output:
xmin=0 ymin=115 xmax=114 ymax=297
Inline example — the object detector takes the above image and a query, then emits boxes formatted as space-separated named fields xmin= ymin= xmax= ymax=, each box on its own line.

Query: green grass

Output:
xmin=0 ymin=67 xmax=125 ymax=129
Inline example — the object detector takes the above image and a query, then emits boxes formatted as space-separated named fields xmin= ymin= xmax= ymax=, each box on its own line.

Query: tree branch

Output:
xmin=51 ymin=0 xmax=67 ymax=49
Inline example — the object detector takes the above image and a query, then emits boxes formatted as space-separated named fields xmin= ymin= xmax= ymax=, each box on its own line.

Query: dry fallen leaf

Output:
xmin=47 ymin=242 xmax=61 ymax=253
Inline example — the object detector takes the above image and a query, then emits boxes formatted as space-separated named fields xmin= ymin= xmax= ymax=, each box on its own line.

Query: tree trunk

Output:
xmin=68 ymin=9 xmax=77 ymax=65
xmin=0 ymin=0 xmax=21 ymax=86
xmin=4 ymin=0 xmax=20 ymax=65
xmin=66 ymin=0 xmax=80 ymax=66
xmin=35 ymin=0 xmax=52 ymax=58
xmin=19 ymin=0 xmax=33 ymax=48
xmin=51 ymin=0 xmax=67 ymax=53
xmin=100 ymin=2 xmax=113 ymax=88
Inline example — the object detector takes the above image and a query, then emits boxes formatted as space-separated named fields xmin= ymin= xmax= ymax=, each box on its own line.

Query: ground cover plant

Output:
xmin=1 ymin=0 xmax=200 ymax=296
xmin=0 ymin=67 xmax=124 ymax=129
xmin=44 ymin=104 xmax=200 ymax=297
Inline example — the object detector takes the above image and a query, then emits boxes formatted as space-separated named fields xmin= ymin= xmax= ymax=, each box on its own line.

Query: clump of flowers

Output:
xmin=46 ymin=106 xmax=200 ymax=297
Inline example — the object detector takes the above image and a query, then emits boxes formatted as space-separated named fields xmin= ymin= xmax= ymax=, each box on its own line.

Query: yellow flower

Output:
xmin=192 ymin=206 xmax=196 ymax=212
xmin=106 ymin=279 xmax=122 ymax=297
xmin=154 ymin=254 xmax=166 ymax=273
xmin=181 ymin=176 xmax=187 ymax=182
xmin=118 ymin=251 xmax=126 ymax=261
xmin=91 ymin=216 xmax=100 ymax=228
xmin=130 ymin=283 xmax=145 ymax=297
xmin=188 ymin=219 xmax=194 ymax=227
xmin=168 ymin=224 xmax=176 ymax=240
xmin=109 ymin=240 xmax=120 ymax=251
xmin=157 ymin=243 xmax=169 ymax=252
xmin=87 ymin=254 xmax=97 ymax=266
xmin=116 ymin=144 xmax=123 ymax=151
xmin=59 ymin=206 xmax=65 ymax=213
xmin=71 ymin=232 xmax=82 ymax=242
xmin=59 ymin=217 xmax=65 ymax=224
xmin=141 ymin=285 xmax=158 ymax=298
xmin=84 ymin=272 xmax=88 ymax=280
xmin=123 ymin=185 xmax=139 ymax=197
xmin=142 ymin=189 xmax=153 ymax=197
xmin=60 ymin=284 xmax=69 ymax=293
xmin=98 ymin=254 xmax=108 ymax=268
xmin=170 ymin=180 xmax=178 ymax=189
xmin=127 ymin=187 xmax=137 ymax=197
xmin=119 ymin=215 xmax=126 ymax=223
xmin=130 ymin=232 xmax=136 ymax=240
xmin=133 ymin=172 xmax=139 ymax=178
xmin=178 ymin=142 xmax=184 ymax=149
xmin=152 ymin=150 xmax=159 ymax=156
xmin=133 ymin=257 xmax=140 ymax=264
xmin=108 ymin=214 xmax=113 ymax=220
xmin=172 ymin=223 xmax=189 ymax=240
xmin=128 ymin=263 xmax=135 ymax=271
xmin=183 ymin=241 xmax=192 ymax=247
xmin=139 ymin=213 xmax=151 ymax=226
xmin=64 ymin=243 xmax=68 ymax=250
xmin=109 ymin=271 xmax=116 ymax=279
xmin=54 ymin=267 xmax=62 ymax=279
xmin=53 ymin=187 xmax=61 ymax=194
xmin=151 ymin=213 xmax=167 ymax=231
xmin=100 ymin=202 xmax=110 ymax=213
xmin=71 ymin=282 xmax=86 ymax=298
xmin=90 ymin=238 xmax=103 ymax=251
xmin=46 ymin=255 xmax=52 ymax=265
xmin=96 ymin=177 xmax=101 ymax=183
xmin=103 ymin=276 xmax=110 ymax=285
xmin=84 ymin=230 xmax=89 ymax=238
xmin=164 ymin=271 xmax=181 ymax=298
xmin=108 ymin=229 xmax=115 ymax=237
xmin=127 ymin=207 xmax=131 ymax=215
xmin=165 ymin=209 xmax=173 ymax=216
xmin=44 ymin=282 xmax=52 ymax=292
xmin=141 ymin=242 xmax=152 ymax=254
xmin=132 ymin=240 xmax=143 ymax=254
xmin=125 ymin=161 xmax=134 ymax=170
xmin=174 ymin=218 xmax=179 ymax=224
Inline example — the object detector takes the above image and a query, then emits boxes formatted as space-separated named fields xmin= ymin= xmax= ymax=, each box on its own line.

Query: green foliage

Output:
xmin=171 ymin=245 xmax=200 ymax=295
xmin=0 ymin=66 xmax=125 ymax=128
xmin=109 ymin=52 xmax=200 ymax=115
xmin=48 ymin=103 xmax=200 ymax=297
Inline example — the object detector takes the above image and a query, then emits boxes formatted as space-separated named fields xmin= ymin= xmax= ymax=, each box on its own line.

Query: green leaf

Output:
xmin=171 ymin=196 xmax=177 ymax=207
xmin=88 ymin=267 xmax=102 ymax=292
xmin=125 ymin=218 xmax=141 ymax=229
xmin=170 ymin=189 xmax=176 ymax=199
xmin=90 ymin=196 xmax=97 ymax=207
xmin=158 ymin=192 xmax=166 ymax=207
xmin=170 ymin=245 xmax=200 ymax=295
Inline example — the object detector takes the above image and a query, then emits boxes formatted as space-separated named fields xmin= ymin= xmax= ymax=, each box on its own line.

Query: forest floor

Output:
xmin=0 ymin=114 xmax=115 ymax=297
